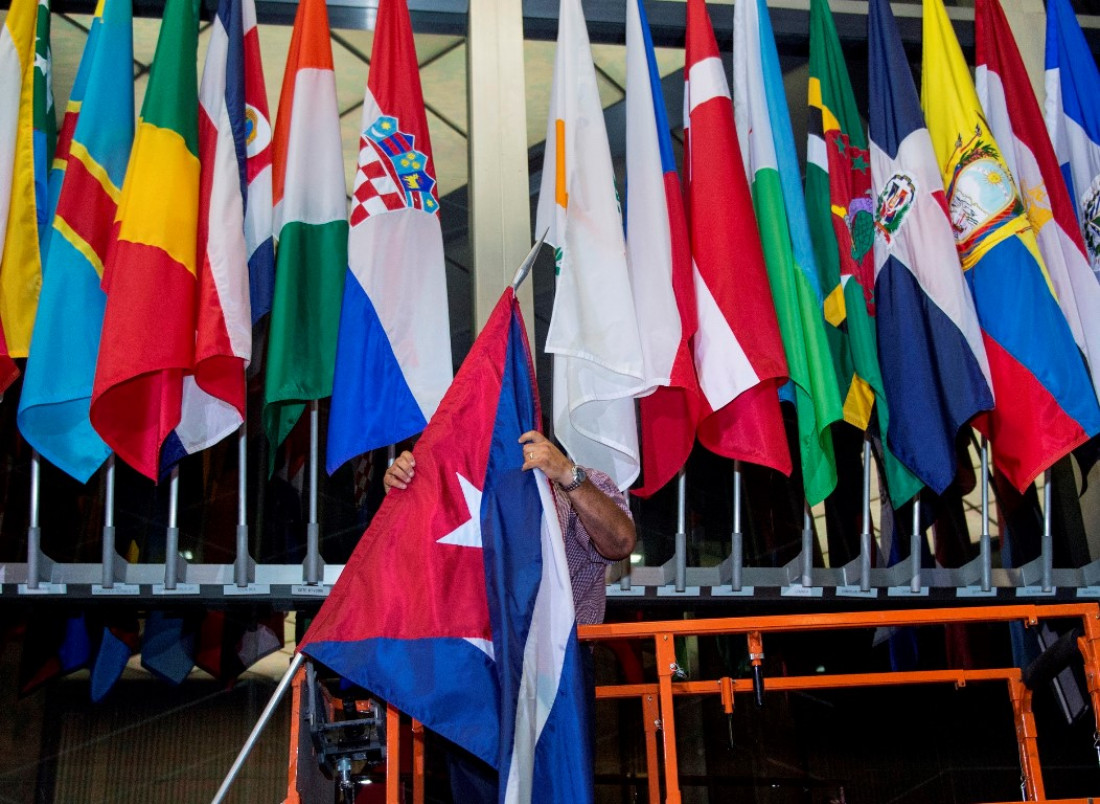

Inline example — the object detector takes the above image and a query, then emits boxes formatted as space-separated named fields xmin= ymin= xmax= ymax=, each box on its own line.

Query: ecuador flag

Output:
xmin=922 ymin=0 xmax=1100 ymax=491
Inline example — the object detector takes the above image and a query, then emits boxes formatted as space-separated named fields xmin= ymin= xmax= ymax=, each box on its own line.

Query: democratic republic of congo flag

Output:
xmin=90 ymin=0 xmax=200 ymax=481
xmin=0 ymin=0 xmax=45 ymax=361
xmin=734 ymin=0 xmax=844 ymax=506
xmin=923 ymin=0 xmax=1100 ymax=491
xmin=977 ymin=0 xmax=1100 ymax=409
xmin=805 ymin=0 xmax=921 ymax=507
xmin=263 ymin=0 xmax=347 ymax=460
xmin=18 ymin=0 xmax=133 ymax=482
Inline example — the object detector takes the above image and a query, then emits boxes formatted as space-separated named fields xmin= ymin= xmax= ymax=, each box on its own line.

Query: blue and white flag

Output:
xmin=1045 ymin=0 xmax=1100 ymax=282
xmin=326 ymin=0 xmax=452 ymax=474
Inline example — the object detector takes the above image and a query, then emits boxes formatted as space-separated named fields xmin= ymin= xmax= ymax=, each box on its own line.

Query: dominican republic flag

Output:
xmin=327 ymin=0 xmax=452 ymax=474
xmin=922 ymin=0 xmax=1100 ymax=492
xmin=163 ymin=0 xmax=267 ymax=468
xmin=682 ymin=0 xmax=790 ymax=478
xmin=536 ymin=0 xmax=646 ymax=491
xmin=300 ymin=288 xmax=593 ymax=804
xmin=734 ymin=0 xmax=844 ymax=506
xmin=17 ymin=0 xmax=133 ymax=482
xmin=626 ymin=0 xmax=700 ymax=498
xmin=868 ymin=0 xmax=994 ymax=495
xmin=1045 ymin=0 xmax=1100 ymax=282
xmin=977 ymin=0 xmax=1100 ymax=408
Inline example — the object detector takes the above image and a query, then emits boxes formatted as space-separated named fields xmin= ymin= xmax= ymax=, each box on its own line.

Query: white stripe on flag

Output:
xmin=503 ymin=468 xmax=576 ymax=804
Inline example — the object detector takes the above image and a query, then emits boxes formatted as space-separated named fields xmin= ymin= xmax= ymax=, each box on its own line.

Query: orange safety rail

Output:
xmin=577 ymin=603 xmax=1100 ymax=804
xmin=333 ymin=603 xmax=1100 ymax=804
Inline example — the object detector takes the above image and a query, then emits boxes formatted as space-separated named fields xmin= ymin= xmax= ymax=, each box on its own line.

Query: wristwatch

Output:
xmin=560 ymin=463 xmax=587 ymax=492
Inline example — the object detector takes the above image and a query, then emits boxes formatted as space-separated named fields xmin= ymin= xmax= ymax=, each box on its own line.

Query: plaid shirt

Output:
xmin=555 ymin=467 xmax=632 ymax=625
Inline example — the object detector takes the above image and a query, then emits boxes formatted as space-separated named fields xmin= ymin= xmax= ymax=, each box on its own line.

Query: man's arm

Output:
xmin=519 ymin=431 xmax=636 ymax=561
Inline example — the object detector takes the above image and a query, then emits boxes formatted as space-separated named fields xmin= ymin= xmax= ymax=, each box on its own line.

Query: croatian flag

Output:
xmin=868 ymin=0 xmax=994 ymax=494
xmin=977 ymin=0 xmax=1100 ymax=407
xmin=300 ymin=288 xmax=592 ymax=803
xmin=626 ymin=0 xmax=700 ymax=498
xmin=326 ymin=0 xmax=452 ymax=474
xmin=1045 ymin=0 xmax=1100 ymax=282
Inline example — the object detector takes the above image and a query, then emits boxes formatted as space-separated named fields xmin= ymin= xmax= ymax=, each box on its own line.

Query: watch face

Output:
xmin=573 ymin=465 xmax=586 ymax=485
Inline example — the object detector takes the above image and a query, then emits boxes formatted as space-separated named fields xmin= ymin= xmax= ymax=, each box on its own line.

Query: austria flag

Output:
xmin=300 ymin=288 xmax=593 ymax=803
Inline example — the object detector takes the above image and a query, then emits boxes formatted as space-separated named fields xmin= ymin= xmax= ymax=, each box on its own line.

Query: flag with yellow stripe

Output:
xmin=18 ymin=0 xmax=133 ymax=482
xmin=90 ymin=0 xmax=198 ymax=481
xmin=804 ymin=0 xmax=920 ymax=506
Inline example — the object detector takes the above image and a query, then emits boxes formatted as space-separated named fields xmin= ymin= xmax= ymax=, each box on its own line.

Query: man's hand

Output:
xmin=519 ymin=431 xmax=574 ymax=486
xmin=383 ymin=450 xmax=416 ymax=493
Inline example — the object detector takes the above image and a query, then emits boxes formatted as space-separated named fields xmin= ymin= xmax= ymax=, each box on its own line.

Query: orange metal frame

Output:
xmin=290 ymin=603 xmax=1100 ymax=804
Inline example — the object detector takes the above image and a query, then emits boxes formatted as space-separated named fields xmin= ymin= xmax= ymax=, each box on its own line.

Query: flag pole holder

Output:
xmin=23 ymin=452 xmax=54 ymax=591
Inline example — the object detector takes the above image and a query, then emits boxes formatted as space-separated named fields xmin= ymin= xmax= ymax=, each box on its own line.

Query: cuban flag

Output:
xmin=867 ymin=0 xmax=994 ymax=494
xmin=1045 ymin=0 xmax=1100 ymax=282
xmin=977 ymin=0 xmax=1100 ymax=408
xmin=326 ymin=0 xmax=452 ymax=474
xmin=626 ymin=0 xmax=700 ymax=499
xmin=301 ymin=288 xmax=592 ymax=803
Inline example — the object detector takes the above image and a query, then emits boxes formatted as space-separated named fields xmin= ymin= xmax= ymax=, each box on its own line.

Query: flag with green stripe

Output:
xmin=805 ymin=0 xmax=921 ymax=506
xmin=733 ymin=0 xmax=843 ymax=506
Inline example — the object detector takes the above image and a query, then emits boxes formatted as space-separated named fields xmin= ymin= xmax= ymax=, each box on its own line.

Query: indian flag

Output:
xmin=262 ymin=0 xmax=348 ymax=457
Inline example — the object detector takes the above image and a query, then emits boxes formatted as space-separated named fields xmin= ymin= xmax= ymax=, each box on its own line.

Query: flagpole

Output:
xmin=210 ymin=651 xmax=306 ymax=804
xmin=980 ymin=438 xmax=991 ymax=592
xmin=801 ymin=500 xmax=813 ymax=588
xmin=1042 ymin=469 xmax=1053 ymax=593
xmin=305 ymin=399 xmax=321 ymax=585
xmin=674 ymin=469 xmax=687 ymax=592
xmin=910 ymin=494 xmax=922 ymax=593
xmin=26 ymin=450 xmax=43 ymax=590
xmin=165 ymin=465 xmax=181 ymax=590
xmin=860 ymin=436 xmax=872 ymax=592
xmin=102 ymin=454 xmax=117 ymax=588
xmin=235 ymin=418 xmax=250 ymax=588
xmin=731 ymin=460 xmax=743 ymax=591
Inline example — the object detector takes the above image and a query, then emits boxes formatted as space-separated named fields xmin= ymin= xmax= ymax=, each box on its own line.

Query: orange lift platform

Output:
xmin=283 ymin=603 xmax=1100 ymax=804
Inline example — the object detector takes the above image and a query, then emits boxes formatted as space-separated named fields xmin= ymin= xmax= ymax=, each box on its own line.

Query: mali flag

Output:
xmin=734 ymin=0 xmax=843 ymax=505
xmin=0 ymin=0 xmax=44 ymax=361
xmin=263 ymin=0 xmax=348 ymax=459
xmin=18 ymin=0 xmax=134 ymax=483
xmin=922 ymin=0 xmax=1100 ymax=491
xmin=90 ymin=0 xmax=199 ymax=481
xmin=804 ymin=0 xmax=920 ymax=507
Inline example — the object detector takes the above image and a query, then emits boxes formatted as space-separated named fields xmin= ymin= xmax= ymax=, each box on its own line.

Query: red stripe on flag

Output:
xmin=91 ymin=241 xmax=196 ymax=479
xmin=54 ymin=158 xmax=119 ymax=270
xmin=972 ymin=333 xmax=1090 ymax=492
